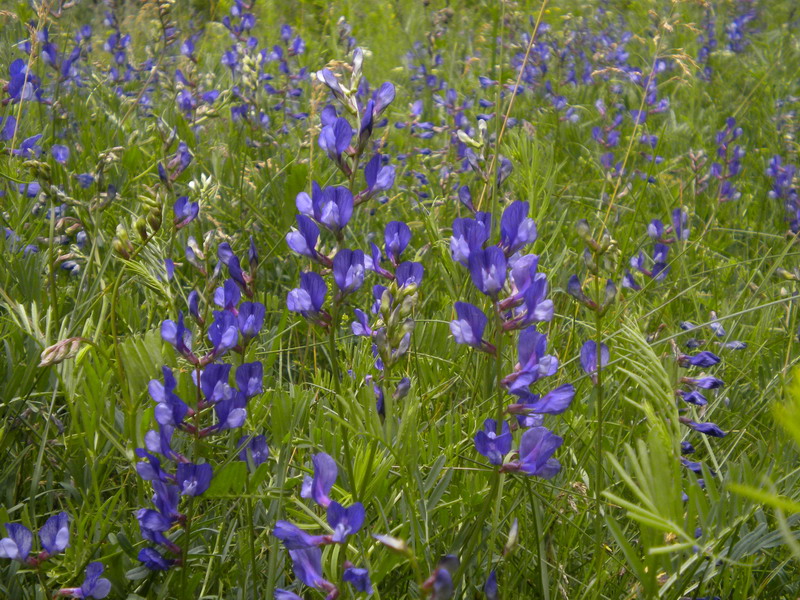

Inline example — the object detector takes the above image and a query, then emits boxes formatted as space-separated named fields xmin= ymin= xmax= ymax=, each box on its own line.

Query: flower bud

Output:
xmin=135 ymin=217 xmax=149 ymax=241
xmin=576 ymin=219 xmax=591 ymax=241
xmin=372 ymin=534 xmax=409 ymax=555
xmin=503 ymin=518 xmax=519 ymax=556
xmin=112 ymin=238 xmax=130 ymax=259
xmin=380 ymin=288 xmax=392 ymax=317
xmin=393 ymin=377 xmax=411 ymax=400
xmin=147 ymin=206 xmax=162 ymax=232
xmin=39 ymin=337 xmax=83 ymax=367
xmin=398 ymin=294 xmax=416 ymax=318
xmin=457 ymin=130 xmax=482 ymax=149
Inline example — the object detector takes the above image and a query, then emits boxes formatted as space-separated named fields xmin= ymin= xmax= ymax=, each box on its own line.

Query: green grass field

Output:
xmin=2 ymin=1 xmax=800 ymax=598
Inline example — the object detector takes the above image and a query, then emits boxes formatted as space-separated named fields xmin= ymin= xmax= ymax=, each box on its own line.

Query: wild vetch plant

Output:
xmin=4 ymin=1 xmax=800 ymax=599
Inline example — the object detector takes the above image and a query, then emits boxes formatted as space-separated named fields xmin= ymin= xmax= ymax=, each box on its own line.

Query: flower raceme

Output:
xmin=447 ymin=198 xmax=573 ymax=482
xmin=135 ymin=240 xmax=267 ymax=571
xmin=1 ymin=512 xmax=70 ymax=564
xmin=273 ymin=452 xmax=371 ymax=598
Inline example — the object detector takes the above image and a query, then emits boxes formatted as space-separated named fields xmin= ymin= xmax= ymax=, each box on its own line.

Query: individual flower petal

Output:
xmin=39 ymin=512 xmax=70 ymax=555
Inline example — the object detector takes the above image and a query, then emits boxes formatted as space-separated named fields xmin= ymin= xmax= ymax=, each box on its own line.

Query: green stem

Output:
xmin=181 ymin=496 xmax=195 ymax=599
xmin=245 ymin=472 xmax=259 ymax=598
xmin=328 ymin=297 xmax=357 ymax=497
xmin=592 ymin=280 xmax=606 ymax=590
xmin=527 ymin=481 xmax=550 ymax=600
xmin=493 ymin=304 xmax=505 ymax=433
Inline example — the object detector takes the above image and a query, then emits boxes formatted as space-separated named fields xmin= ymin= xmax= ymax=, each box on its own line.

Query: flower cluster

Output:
xmin=272 ymin=453 xmax=372 ymax=598
xmin=1 ymin=513 xmax=111 ymax=599
xmin=766 ymin=155 xmax=799 ymax=233
xmin=622 ymin=209 xmax=688 ymax=290
xmin=703 ymin=117 xmax=745 ymax=203
xmin=135 ymin=220 xmax=266 ymax=571
xmin=447 ymin=198 xmax=574 ymax=478
xmin=221 ymin=2 xmax=311 ymax=130
xmin=286 ymin=48 xmax=402 ymax=383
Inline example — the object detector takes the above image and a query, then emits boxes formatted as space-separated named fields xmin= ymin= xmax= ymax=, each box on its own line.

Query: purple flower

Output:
xmin=351 ymin=309 xmax=373 ymax=337
xmin=507 ymin=274 xmax=552 ymax=327
xmin=503 ymin=328 xmax=558 ymax=393
xmin=274 ymin=590 xmax=304 ymax=600
xmin=508 ymin=426 xmax=563 ymax=478
xmin=333 ymin=249 xmax=366 ymax=294
xmin=138 ymin=547 xmax=174 ymax=570
xmin=238 ymin=434 xmax=270 ymax=468
xmin=176 ymin=462 xmax=213 ymax=496
xmin=679 ymin=351 xmax=721 ymax=368
xmin=273 ymin=521 xmax=327 ymax=549
xmin=248 ymin=237 xmax=258 ymax=273
xmin=364 ymin=154 xmax=395 ymax=196
xmin=384 ymin=221 xmax=411 ymax=264
xmin=199 ymin=363 xmax=232 ymax=403
xmin=678 ymin=390 xmax=707 ymax=406
xmin=0 ymin=115 xmax=18 ymax=141
xmin=396 ymin=261 xmax=424 ymax=287
xmin=214 ymin=279 xmax=241 ymax=312
xmin=213 ymin=392 xmax=247 ymax=430
xmin=359 ymin=100 xmax=375 ymax=146
xmin=468 ymin=247 xmax=507 ymax=297
xmin=78 ymin=562 xmax=112 ymax=598
xmin=236 ymin=362 xmax=263 ymax=398
xmin=683 ymin=376 xmax=724 ymax=389
xmin=137 ymin=508 xmax=173 ymax=540
xmin=299 ymin=184 xmax=354 ymax=232
xmin=580 ymin=340 xmax=609 ymax=379
xmin=51 ymin=144 xmax=69 ymax=164
xmin=630 ymin=109 xmax=647 ymax=125
xmin=450 ymin=217 xmax=489 ymax=266
xmin=238 ymin=302 xmax=265 ymax=339
xmin=449 ymin=302 xmax=489 ymax=351
xmin=161 ymin=312 xmax=194 ymax=360
xmin=289 ymin=547 xmax=333 ymax=591
xmin=319 ymin=117 xmax=352 ymax=163
xmin=373 ymin=81 xmax=396 ymax=115
xmin=58 ymin=562 xmax=112 ymax=598
xmin=148 ymin=367 xmax=188 ymax=427
xmin=286 ymin=215 xmax=321 ymax=260
xmin=327 ymin=501 xmax=365 ymax=542
xmin=425 ymin=556 xmax=457 ymax=600
xmin=366 ymin=242 xmax=392 ymax=279
xmin=39 ymin=512 xmax=70 ymax=556
xmin=484 ymin=570 xmax=498 ymax=600
xmin=474 ymin=419 xmax=512 ymax=465
xmin=500 ymin=201 xmax=537 ymax=256
xmin=647 ymin=219 xmax=665 ymax=240
xmin=343 ymin=565 xmax=373 ymax=594
xmin=208 ymin=310 xmax=239 ymax=355
xmin=287 ymin=272 xmax=327 ymax=317
xmin=567 ymin=275 xmax=593 ymax=307
xmin=12 ymin=134 xmax=43 ymax=158
xmin=317 ymin=68 xmax=346 ymax=103
xmin=152 ymin=481 xmax=181 ymax=522
xmin=508 ymin=384 xmax=576 ymax=421
xmin=301 ymin=452 xmax=337 ymax=508
xmin=687 ymin=421 xmax=727 ymax=438
xmin=173 ymin=196 xmax=199 ymax=229
xmin=672 ymin=208 xmax=689 ymax=241
xmin=0 ymin=523 xmax=33 ymax=562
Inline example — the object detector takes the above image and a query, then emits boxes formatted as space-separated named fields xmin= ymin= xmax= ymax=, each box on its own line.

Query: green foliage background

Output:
xmin=1 ymin=0 xmax=800 ymax=598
